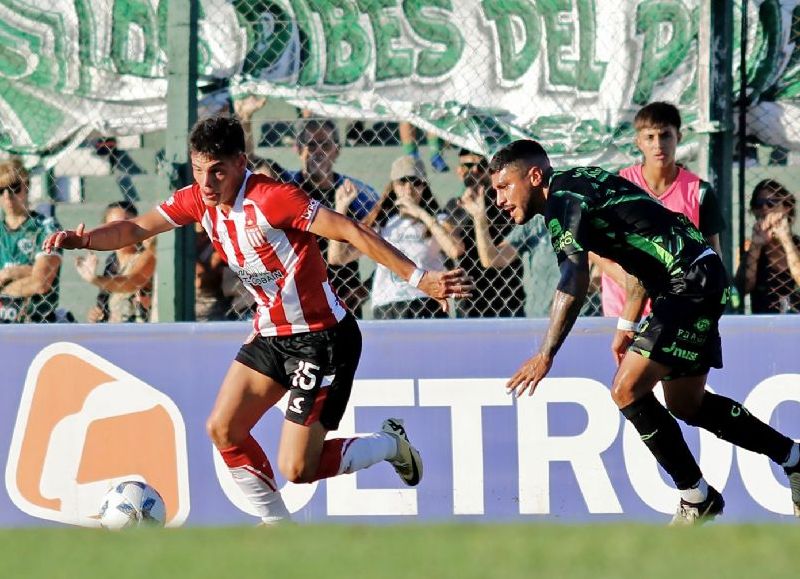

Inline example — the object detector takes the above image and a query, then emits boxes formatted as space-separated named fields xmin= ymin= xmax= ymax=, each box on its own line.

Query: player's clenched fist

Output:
xmin=43 ymin=223 xmax=90 ymax=253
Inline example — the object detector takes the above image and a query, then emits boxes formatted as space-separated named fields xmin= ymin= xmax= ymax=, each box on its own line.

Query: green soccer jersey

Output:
xmin=544 ymin=167 xmax=711 ymax=297
xmin=0 ymin=211 xmax=62 ymax=322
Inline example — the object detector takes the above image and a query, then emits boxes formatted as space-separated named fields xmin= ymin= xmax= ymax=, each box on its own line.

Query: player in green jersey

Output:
xmin=488 ymin=139 xmax=800 ymax=525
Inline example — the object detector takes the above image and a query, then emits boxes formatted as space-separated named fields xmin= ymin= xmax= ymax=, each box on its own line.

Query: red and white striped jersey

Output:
xmin=157 ymin=171 xmax=347 ymax=336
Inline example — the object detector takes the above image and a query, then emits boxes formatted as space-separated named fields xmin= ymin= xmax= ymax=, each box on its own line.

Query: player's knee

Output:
xmin=206 ymin=416 xmax=245 ymax=449
xmin=278 ymin=456 xmax=314 ymax=484
xmin=610 ymin=379 xmax=636 ymax=409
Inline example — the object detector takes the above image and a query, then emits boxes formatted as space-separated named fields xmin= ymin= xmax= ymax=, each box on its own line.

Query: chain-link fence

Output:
xmin=2 ymin=1 xmax=799 ymax=324
xmin=735 ymin=0 xmax=800 ymax=314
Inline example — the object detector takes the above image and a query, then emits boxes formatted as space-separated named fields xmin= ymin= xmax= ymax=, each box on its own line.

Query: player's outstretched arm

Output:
xmin=309 ymin=206 xmax=473 ymax=307
xmin=506 ymin=253 xmax=589 ymax=398
xmin=43 ymin=208 xmax=174 ymax=253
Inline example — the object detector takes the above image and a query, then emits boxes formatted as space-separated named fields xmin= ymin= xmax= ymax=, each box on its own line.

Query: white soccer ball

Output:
xmin=98 ymin=480 xmax=167 ymax=530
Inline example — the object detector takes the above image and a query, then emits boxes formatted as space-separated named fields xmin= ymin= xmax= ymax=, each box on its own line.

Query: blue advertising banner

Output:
xmin=1 ymin=317 xmax=799 ymax=527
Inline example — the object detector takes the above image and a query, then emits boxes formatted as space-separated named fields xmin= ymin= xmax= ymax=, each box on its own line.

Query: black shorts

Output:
xmin=629 ymin=252 xmax=729 ymax=380
xmin=235 ymin=313 xmax=362 ymax=430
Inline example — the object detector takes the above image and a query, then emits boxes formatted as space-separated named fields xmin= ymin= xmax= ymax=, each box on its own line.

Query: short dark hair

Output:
xmin=249 ymin=155 xmax=287 ymax=180
xmin=488 ymin=140 xmax=550 ymax=175
xmin=104 ymin=200 xmax=138 ymax=218
xmin=189 ymin=116 xmax=245 ymax=158
xmin=295 ymin=119 xmax=340 ymax=148
xmin=634 ymin=102 xmax=682 ymax=131
xmin=458 ymin=147 xmax=484 ymax=158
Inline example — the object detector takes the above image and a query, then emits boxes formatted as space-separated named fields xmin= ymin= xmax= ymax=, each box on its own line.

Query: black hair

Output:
xmin=104 ymin=200 xmax=138 ymax=219
xmin=488 ymin=139 xmax=550 ymax=175
xmin=295 ymin=119 xmax=340 ymax=148
xmin=458 ymin=147 xmax=483 ymax=158
xmin=189 ymin=116 xmax=245 ymax=158
xmin=634 ymin=102 xmax=682 ymax=131
xmin=249 ymin=155 xmax=287 ymax=181
xmin=751 ymin=178 xmax=796 ymax=220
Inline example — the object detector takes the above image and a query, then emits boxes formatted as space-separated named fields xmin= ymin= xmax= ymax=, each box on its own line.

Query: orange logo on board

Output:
xmin=4 ymin=343 xmax=190 ymax=527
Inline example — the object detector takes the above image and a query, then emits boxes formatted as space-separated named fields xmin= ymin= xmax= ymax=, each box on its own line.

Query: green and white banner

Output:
xmin=2 ymin=0 xmax=800 ymax=162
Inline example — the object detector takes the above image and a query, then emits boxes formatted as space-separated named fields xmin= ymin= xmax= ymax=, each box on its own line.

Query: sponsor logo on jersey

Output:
xmin=302 ymin=199 xmax=321 ymax=222
xmin=675 ymin=328 xmax=708 ymax=346
xmin=233 ymin=265 xmax=285 ymax=287
xmin=661 ymin=341 xmax=699 ymax=361
xmin=4 ymin=343 xmax=190 ymax=527
xmin=694 ymin=318 xmax=711 ymax=332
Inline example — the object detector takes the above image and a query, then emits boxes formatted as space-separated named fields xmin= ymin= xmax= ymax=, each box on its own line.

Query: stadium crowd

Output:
xmin=2 ymin=102 xmax=800 ymax=324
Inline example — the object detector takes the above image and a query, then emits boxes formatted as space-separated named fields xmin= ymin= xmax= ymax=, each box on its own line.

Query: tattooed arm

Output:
xmin=611 ymin=272 xmax=648 ymax=364
xmin=505 ymin=252 xmax=590 ymax=397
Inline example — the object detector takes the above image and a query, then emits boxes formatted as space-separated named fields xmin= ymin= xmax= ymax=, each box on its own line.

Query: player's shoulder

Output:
xmin=552 ymin=165 xmax=615 ymax=184
xmin=549 ymin=166 xmax=607 ymax=197
xmin=249 ymin=172 xmax=298 ymax=189
xmin=247 ymin=173 xmax=305 ymax=199
xmin=165 ymin=182 xmax=199 ymax=203
xmin=675 ymin=167 xmax=715 ymax=199
xmin=617 ymin=164 xmax=639 ymax=180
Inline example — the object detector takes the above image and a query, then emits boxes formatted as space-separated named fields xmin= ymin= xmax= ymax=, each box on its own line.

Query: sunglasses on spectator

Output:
xmin=752 ymin=198 xmax=788 ymax=208
xmin=397 ymin=176 xmax=425 ymax=187
xmin=459 ymin=161 xmax=486 ymax=170
xmin=0 ymin=181 xmax=23 ymax=196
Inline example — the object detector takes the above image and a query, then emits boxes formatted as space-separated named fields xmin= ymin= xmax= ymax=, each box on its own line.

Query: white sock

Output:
xmin=782 ymin=442 xmax=800 ymax=468
xmin=228 ymin=466 xmax=291 ymax=524
xmin=338 ymin=432 xmax=397 ymax=475
xmin=680 ymin=478 xmax=709 ymax=504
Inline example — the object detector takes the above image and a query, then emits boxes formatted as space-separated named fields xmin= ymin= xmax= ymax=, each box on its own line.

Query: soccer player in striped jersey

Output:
xmin=43 ymin=116 xmax=472 ymax=525
xmin=488 ymin=139 xmax=800 ymax=525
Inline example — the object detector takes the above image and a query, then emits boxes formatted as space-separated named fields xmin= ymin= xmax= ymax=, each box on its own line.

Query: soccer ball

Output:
xmin=98 ymin=480 xmax=167 ymax=530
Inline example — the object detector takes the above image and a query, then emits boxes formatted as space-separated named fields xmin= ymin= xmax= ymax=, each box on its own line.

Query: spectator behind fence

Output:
xmin=75 ymin=201 xmax=154 ymax=323
xmin=249 ymin=154 xmax=288 ymax=181
xmin=284 ymin=119 xmax=379 ymax=317
xmin=331 ymin=156 xmax=463 ymax=319
xmin=735 ymin=179 xmax=800 ymax=313
xmin=459 ymin=191 xmax=559 ymax=317
xmin=444 ymin=148 xmax=526 ymax=317
xmin=232 ymin=94 xmax=268 ymax=157
xmin=195 ymin=222 xmax=231 ymax=321
xmin=593 ymin=101 xmax=725 ymax=318
xmin=0 ymin=158 xmax=62 ymax=323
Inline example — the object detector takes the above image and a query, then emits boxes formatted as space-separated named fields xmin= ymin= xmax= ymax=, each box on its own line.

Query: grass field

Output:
xmin=0 ymin=524 xmax=797 ymax=579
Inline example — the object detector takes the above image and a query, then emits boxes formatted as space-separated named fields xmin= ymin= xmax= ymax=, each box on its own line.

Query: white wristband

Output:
xmin=616 ymin=318 xmax=639 ymax=332
xmin=408 ymin=268 xmax=426 ymax=288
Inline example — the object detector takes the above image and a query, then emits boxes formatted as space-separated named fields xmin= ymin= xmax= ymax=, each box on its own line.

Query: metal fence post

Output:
xmin=157 ymin=0 xmax=198 ymax=322
xmin=698 ymin=0 xmax=734 ymax=275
